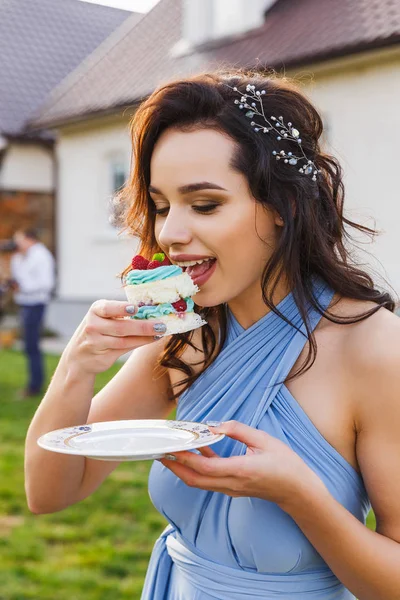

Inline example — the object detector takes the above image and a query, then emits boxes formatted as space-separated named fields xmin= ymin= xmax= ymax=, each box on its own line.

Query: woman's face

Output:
xmin=149 ymin=127 xmax=282 ymax=308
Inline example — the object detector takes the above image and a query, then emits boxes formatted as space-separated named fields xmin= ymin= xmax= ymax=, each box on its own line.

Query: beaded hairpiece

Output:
xmin=228 ymin=83 xmax=320 ymax=181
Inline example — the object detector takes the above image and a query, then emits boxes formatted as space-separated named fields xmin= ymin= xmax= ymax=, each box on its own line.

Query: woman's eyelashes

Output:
xmin=153 ymin=203 xmax=220 ymax=216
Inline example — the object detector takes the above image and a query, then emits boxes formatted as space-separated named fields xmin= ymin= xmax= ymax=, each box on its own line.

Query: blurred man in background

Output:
xmin=10 ymin=229 xmax=55 ymax=398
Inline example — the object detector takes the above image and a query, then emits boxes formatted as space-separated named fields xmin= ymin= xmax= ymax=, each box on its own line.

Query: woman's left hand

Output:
xmin=159 ymin=420 xmax=326 ymax=510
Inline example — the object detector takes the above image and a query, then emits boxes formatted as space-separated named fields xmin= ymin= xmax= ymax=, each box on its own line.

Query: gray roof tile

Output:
xmin=30 ymin=0 xmax=186 ymax=129
xmin=30 ymin=0 xmax=400 ymax=129
xmin=197 ymin=0 xmax=400 ymax=69
xmin=0 ymin=0 xmax=135 ymax=135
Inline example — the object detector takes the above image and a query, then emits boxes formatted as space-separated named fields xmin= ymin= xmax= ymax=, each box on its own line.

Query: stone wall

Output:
xmin=0 ymin=190 xmax=55 ymax=251
xmin=0 ymin=190 xmax=55 ymax=279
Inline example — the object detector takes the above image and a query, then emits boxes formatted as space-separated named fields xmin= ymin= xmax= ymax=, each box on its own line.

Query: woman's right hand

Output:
xmin=63 ymin=300 xmax=167 ymax=375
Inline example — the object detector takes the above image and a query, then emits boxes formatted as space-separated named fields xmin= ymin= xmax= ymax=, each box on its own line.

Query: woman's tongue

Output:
xmin=186 ymin=259 xmax=214 ymax=278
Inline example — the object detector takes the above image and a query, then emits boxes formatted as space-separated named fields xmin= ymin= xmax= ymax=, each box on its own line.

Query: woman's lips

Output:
xmin=187 ymin=258 xmax=217 ymax=287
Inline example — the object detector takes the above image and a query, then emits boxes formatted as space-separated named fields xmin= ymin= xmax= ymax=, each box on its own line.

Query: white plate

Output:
xmin=37 ymin=419 xmax=225 ymax=461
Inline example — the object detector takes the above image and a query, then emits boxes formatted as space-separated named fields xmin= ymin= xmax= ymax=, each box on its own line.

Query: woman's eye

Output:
xmin=154 ymin=206 xmax=169 ymax=216
xmin=193 ymin=204 xmax=218 ymax=214
xmin=154 ymin=204 xmax=218 ymax=216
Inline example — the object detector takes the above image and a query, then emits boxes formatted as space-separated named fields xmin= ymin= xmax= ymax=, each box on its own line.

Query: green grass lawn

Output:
xmin=0 ymin=349 xmax=167 ymax=600
xmin=0 ymin=348 xmax=376 ymax=600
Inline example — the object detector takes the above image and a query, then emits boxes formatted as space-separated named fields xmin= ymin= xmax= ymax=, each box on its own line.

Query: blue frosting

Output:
xmin=133 ymin=297 xmax=195 ymax=319
xmin=125 ymin=265 xmax=182 ymax=285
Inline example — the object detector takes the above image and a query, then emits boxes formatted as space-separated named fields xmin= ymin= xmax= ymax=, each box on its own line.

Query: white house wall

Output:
xmin=0 ymin=143 xmax=54 ymax=192
xmin=181 ymin=0 xmax=274 ymax=47
xmin=300 ymin=48 xmax=400 ymax=295
xmin=49 ymin=50 xmax=400 ymax=337
xmin=48 ymin=117 xmax=138 ymax=336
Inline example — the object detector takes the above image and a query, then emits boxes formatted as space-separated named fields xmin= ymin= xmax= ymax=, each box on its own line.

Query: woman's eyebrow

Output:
xmin=148 ymin=181 xmax=228 ymax=195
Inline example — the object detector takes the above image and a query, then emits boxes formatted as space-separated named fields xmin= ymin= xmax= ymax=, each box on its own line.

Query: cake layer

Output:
xmin=125 ymin=264 xmax=181 ymax=285
xmin=131 ymin=298 xmax=194 ymax=320
xmin=124 ymin=273 xmax=198 ymax=305
xmin=150 ymin=312 xmax=206 ymax=335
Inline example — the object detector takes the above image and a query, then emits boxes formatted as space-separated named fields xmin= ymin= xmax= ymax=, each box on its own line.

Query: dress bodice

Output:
xmin=143 ymin=281 xmax=370 ymax=599
xmin=149 ymin=384 xmax=369 ymax=576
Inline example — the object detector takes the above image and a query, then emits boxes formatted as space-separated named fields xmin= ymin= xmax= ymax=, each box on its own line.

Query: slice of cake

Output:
xmin=123 ymin=253 xmax=206 ymax=335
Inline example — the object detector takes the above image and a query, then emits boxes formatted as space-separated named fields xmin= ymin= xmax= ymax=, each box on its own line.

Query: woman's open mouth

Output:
xmin=185 ymin=258 xmax=217 ymax=287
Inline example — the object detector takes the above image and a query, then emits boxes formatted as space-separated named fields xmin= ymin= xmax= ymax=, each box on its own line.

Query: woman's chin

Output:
xmin=193 ymin=290 xmax=228 ymax=309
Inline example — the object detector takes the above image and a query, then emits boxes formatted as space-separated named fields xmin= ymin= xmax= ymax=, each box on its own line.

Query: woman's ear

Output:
xmin=273 ymin=196 xmax=296 ymax=226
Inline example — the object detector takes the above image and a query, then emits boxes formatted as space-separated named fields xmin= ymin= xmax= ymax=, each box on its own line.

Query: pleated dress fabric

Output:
xmin=142 ymin=280 xmax=370 ymax=599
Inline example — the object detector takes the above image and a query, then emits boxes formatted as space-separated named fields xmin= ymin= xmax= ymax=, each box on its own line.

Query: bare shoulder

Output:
xmin=331 ymin=297 xmax=400 ymax=423
xmin=340 ymin=299 xmax=400 ymax=371
xmin=333 ymin=298 xmax=400 ymax=541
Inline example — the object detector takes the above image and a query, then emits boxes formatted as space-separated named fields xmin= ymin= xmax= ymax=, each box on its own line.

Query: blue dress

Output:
xmin=142 ymin=280 xmax=370 ymax=599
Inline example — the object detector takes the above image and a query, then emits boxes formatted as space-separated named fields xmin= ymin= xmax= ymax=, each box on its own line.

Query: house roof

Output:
xmin=30 ymin=0 xmax=400 ymax=129
xmin=0 ymin=0 xmax=136 ymax=136
xmin=197 ymin=0 xmax=400 ymax=69
xmin=29 ymin=0 xmax=184 ymax=130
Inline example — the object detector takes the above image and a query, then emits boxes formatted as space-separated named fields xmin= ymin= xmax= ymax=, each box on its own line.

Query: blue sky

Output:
xmin=78 ymin=0 xmax=160 ymax=12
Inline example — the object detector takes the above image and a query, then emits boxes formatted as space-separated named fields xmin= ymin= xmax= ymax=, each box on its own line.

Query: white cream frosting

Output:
xmin=124 ymin=273 xmax=198 ymax=305
xmin=154 ymin=312 xmax=207 ymax=335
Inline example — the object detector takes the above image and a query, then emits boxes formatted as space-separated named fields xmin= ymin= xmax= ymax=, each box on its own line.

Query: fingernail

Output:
xmin=125 ymin=305 xmax=137 ymax=314
xmin=205 ymin=420 xmax=222 ymax=427
xmin=153 ymin=323 xmax=167 ymax=333
xmin=164 ymin=453 xmax=177 ymax=461
xmin=154 ymin=334 xmax=164 ymax=341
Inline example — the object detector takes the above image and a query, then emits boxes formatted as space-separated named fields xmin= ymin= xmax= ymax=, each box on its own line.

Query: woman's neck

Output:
xmin=227 ymin=277 xmax=291 ymax=330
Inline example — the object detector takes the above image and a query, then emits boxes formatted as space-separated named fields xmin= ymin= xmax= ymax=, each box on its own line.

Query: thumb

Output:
xmin=209 ymin=420 xmax=269 ymax=449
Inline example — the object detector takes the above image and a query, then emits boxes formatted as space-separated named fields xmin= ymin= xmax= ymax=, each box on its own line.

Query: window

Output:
xmin=95 ymin=153 xmax=129 ymax=240
xmin=110 ymin=158 xmax=128 ymax=194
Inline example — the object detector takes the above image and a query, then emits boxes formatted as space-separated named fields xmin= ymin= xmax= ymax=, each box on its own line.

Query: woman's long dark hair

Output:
xmin=115 ymin=68 xmax=395 ymax=399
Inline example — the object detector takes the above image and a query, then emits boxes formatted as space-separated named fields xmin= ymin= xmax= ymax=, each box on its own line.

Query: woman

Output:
xmin=25 ymin=70 xmax=400 ymax=599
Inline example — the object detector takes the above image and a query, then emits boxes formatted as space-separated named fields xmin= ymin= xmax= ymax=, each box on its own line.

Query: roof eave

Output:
xmin=26 ymin=34 xmax=400 ymax=130
xmin=27 ymin=99 xmax=145 ymax=132
xmin=2 ymin=131 xmax=55 ymax=147
xmin=254 ymin=34 xmax=400 ymax=71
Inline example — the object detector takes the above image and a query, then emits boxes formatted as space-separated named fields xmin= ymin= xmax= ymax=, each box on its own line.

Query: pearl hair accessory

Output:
xmin=229 ymin=83 xmax=321 ymax=181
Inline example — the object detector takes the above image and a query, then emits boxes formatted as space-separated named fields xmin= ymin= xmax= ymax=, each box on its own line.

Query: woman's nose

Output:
xmin=157 ymin=210 xmax=192 ymax=247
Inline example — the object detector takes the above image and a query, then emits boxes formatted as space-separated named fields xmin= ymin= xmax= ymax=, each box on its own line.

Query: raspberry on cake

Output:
xmin=131 ymin=255 xmax=150 ymax=270
xmin=123 ymin=253 xmax=206 ymax=335
xmin=171 ymin=299 xmax=187 ymax=312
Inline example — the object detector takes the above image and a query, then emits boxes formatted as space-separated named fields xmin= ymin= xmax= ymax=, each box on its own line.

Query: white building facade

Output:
xmin=304 ymin=47 xmax=400 ymax=294
xmin=35 ymin=0 xmax=400 ymax=336
xmin=45 ymin=116 xmax=137 ymax=336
